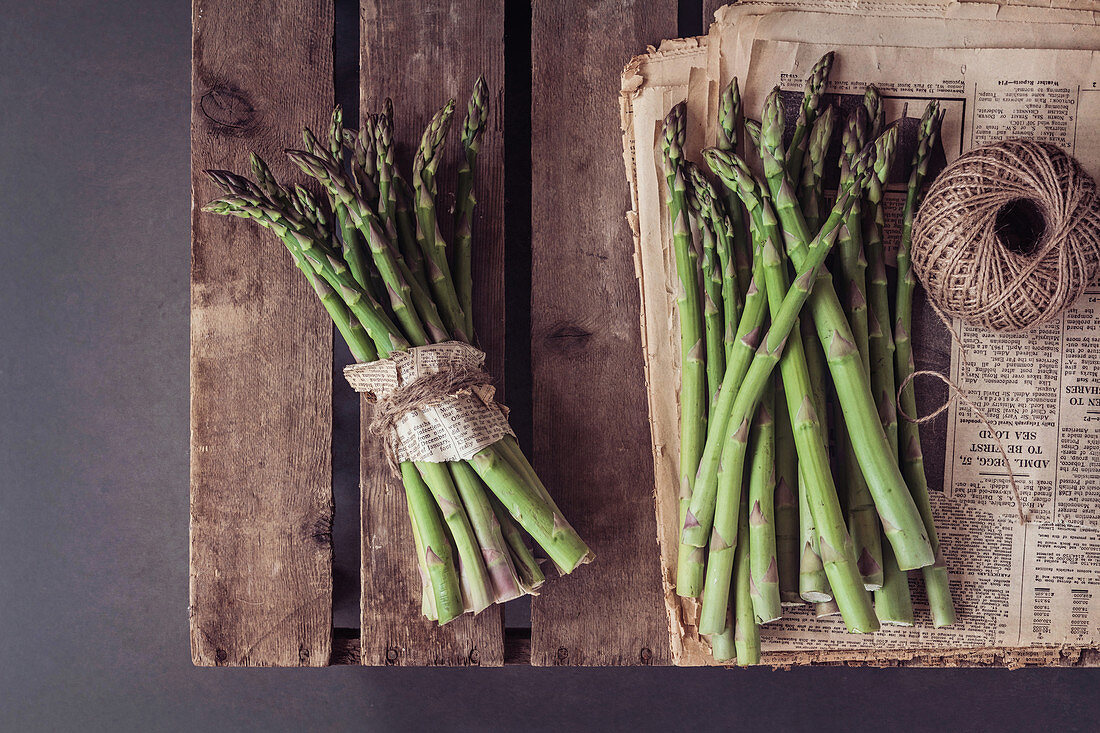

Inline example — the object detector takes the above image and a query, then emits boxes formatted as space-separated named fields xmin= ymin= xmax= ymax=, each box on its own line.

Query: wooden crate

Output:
xmin=190 ymin=0 xmax=1100 ymax=669
xmin=189 ymin=0 xmax=675 ymax=667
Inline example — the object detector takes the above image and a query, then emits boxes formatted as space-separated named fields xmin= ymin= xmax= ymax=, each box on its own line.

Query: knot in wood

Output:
xmin=199 ymin=86 xmax=256 ymax=131
xmin=544 ymin=322 xmax=592 ymax=356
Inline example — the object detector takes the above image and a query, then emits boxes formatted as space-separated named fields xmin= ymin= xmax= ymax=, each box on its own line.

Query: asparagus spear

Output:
xmin=448 ymin=460 xmax=525 ymax=603
xmin=864 ymin=123 xmax=900 ymax=459
xmin=859 ymin=122 xmax=914 ymax=622
xmin=496 ymin=434 xmax=563 ymax=516
xmin=833 ymin=107 xmax=884 ymax=591
xmin=797 ymin=105 xmax=837 ymax=233
xmin=690 ymin=166 xmax=743 ymax=363
xmin=662 ymin=104 xmax=710 ymax=596
xmin=401 ymin=462 xmax=465 ymax=623
xmin=733 ymin=485 xmax=761 ymax=666
xmin=371 ymin=112 xmax=398 ymax=237
xmin=467 ymin=445 xmax=592 ymax=573
xmin=415 ymin=460 xmax=496 ymax=613
xmin=747 ymin=385 xmax=782 ymax=623
xmin=698 ymin=408 xmax=750 ymax=631
xmin=798 ymin=464 xmax=832 ymax=603
xmin=716 ymin=76 xmax=740 ymax=156
xmin=492 ymin=433 xmax=592 ymax=575
xmin=375 ymin=110 xmax=431 ymax=296
xmin=875 ymin=542 xmax=914 ymax=626
xmin=412 ymin=100 xmax=470 ymax=342
xmin=864 ymin=85 xmax=886 ymax=140
xmin=454 ymin=77 xmax=489 ymax=340
xmin=797 ymin=317 xmax=834 ymax=603
xmin=792 ymin=116 xmax=837 ymax=605
xmin=406 ymin=490 xmax=437 ymax=620
xmin=774 ymin=379 xmax=802 ymax=605
xmin=353 ymin=115 xmax=380 ymax=207
xmin=303 ymin=263 xmax=377 ymax=363
xmin=786 ymin=51 xmax=834 ymax=186
xmin=487 ymin=492 xmax=546 ymax=593
xmin=750 ymin=91 xmax=935 ymax=571
xmin=687 ymin=163 xmax=727 ymax=405
xmin=709 ymin=598 xmax=737 ymax=663
xmin=379 ymin=101 xmax=431 ymax=297
xmin=894 ymin=101 xmax=954 ymax=627
xmin=715 ymin=77 xmax=753 ymax=300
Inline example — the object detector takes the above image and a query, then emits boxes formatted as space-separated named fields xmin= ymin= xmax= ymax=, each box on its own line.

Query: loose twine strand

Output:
xmin=366 ymin=364 xmax=495 ymax=476
xmin=897 ymin=369 xmax=1029 ymax=525
xmin=900 ymin=139 xmax=1100 ymax=525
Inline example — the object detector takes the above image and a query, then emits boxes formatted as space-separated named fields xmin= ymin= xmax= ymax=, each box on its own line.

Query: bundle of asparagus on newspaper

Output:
xmin=203 ymin=78 xmax=592 ymax=625
xmin=663 ymin=52 xmax=950 ymax=665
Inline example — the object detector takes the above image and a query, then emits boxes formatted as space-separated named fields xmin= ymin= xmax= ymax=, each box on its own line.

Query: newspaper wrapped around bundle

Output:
xmin=343 ymin=342 xmax=513 ymax=468
xmin=621 ymin=0 xmax=1100 ymax=666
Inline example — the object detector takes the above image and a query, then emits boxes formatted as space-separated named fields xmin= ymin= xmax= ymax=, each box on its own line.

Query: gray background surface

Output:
xmin=2 ymin=1 xmax=1098 ymax=730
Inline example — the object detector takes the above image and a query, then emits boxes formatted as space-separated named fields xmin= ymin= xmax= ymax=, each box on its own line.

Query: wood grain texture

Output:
xmin=358 ymin=0 xmax=505 ymax=666
xmin=190 ymin=0 xmax=335 ymax=667
xmin=528 ymin=2 xmax=676 ymax=666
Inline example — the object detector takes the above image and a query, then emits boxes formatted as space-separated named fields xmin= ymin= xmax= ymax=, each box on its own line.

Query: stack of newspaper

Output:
xmin=621 ymin=0 xmax=1100 ymax=666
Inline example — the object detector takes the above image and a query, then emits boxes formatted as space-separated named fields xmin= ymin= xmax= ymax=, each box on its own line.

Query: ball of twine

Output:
xmin=911 ymin=139 xmax=1100 ymax=332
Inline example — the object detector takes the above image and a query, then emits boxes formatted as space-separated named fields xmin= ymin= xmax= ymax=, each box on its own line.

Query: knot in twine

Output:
xmin=366 ymin=362 xmax=496 ymax=475
xmin=911 ymin=139 xmax=1100 ymax=332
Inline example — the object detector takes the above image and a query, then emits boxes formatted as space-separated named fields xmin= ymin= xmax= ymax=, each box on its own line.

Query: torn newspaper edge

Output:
xmin=344 ymin=342 xmax=513 ymax=465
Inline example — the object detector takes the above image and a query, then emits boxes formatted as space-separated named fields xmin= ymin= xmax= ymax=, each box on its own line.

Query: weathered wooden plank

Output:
xmin=528 ymin=2 xmax=676 ymax=666
xmin=190 ymin=0 xmax=335 ymax=667
xmin=358 ymin=0 xmax=505 ymax=666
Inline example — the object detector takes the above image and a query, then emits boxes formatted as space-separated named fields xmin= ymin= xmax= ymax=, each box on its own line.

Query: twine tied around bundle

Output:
xmin=365 ymin=362 xmax=496 ymax=475
xmin=911 ymin=139 xmax=1100 ymax=333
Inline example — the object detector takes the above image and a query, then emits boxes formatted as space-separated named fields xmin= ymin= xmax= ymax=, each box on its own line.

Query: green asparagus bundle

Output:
xmin=203 ymin=79 xmax=592 ymax=626
xmin=662 ymin=53 xmax=952 ymax=664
